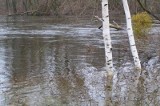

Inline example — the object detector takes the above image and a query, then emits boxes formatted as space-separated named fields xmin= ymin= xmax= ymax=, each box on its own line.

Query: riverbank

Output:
xmin=1 ymin=0 xmax=160 ymax=17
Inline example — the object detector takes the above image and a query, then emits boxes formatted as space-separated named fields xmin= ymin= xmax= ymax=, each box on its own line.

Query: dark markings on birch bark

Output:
xmin=98 ymin=25 xmax=102 ymax=29
xmin=131 ymin=45 xmax=135 ymax=46
xmin=128 ymin=18 xmax=131 ymax=20
xmin=107 ymin=60 xmax=112 ymax=62
xmin=106 ymin=15 xmax=109 ymax=17
xmin=104 ymin=4 xmax=108 ymax=6
xmin=110 ymin=48 xmax=112 ymax=51
xmin=127 ymin=28 xmax=131 ymax=30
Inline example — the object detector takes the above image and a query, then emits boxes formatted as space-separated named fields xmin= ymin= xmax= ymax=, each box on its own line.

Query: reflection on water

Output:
xmin=0 ymin=16 xmax=110 ymax=106
xmin=0 ymin=16 xmax=159 ymax=106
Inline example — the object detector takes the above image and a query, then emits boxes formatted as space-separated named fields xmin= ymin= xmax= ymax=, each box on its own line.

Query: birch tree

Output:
xmin=102 ymin=0 xmax=113 ymax=76
xmin=122 ymin=0 xmax=141 ymax=70
xmin=102 ymin=1 xmax=113 ymax=105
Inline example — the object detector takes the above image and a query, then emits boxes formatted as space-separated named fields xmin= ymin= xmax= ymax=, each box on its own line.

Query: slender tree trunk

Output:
xmin=23 ymin=0 xmax=28 ymax=12
xmin=102 ymin=0 xmax=113 ymax=76
xmin=12 ymin=0 xmax=17 ymax=13
xmin=6 ymin=0 xmax=10 ymax=14
xmin=102 ymin=0 xmax=113 ymax=105
xmin=6 ymin=0 xmax=9 ymax=11
xmin=122 ymin=0 xmax=141 ymax=70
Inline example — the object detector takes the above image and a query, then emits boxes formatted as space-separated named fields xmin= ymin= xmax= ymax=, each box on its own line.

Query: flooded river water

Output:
xmin=0 ymin=16 xmax=159 ymax=106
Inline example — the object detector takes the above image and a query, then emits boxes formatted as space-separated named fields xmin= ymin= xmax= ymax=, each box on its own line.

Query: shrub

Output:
xmin=132 ymin=12 xmax=152 ymax=39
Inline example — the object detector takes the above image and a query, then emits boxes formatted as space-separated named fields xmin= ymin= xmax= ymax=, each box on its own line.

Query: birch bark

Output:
xmin=122 ymin=0 xmax=141 ymax=70
xmin=102 ymin=0 xmax=113 ymax=76
xmin=102 ymin=1 xmax=113 ymax=105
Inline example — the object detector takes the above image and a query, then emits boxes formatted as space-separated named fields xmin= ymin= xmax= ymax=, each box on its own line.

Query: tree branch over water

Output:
xmin=94 ymin=16 xmax=123 ymax=30
xmin=137 ymin=0 xmax=160 ymax=22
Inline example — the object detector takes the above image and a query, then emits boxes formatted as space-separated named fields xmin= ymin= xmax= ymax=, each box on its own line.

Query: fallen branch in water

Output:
xmin=95 ymin=16 xmax=124 ymax=30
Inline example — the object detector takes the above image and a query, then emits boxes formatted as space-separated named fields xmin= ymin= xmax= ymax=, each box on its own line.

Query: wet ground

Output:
xmin=0 ymin=16 xmax=159 ymax=106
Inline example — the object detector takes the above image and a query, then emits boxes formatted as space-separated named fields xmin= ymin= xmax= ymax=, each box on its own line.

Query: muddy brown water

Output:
xmin=0 ymin=16 xmax=159 ymax=106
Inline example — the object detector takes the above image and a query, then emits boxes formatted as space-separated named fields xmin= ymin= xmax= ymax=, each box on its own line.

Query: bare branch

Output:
xmin=137 ymin=0 xmax=160 ymax=21
xmin=94 ymin=16 xmax=124 ymax=30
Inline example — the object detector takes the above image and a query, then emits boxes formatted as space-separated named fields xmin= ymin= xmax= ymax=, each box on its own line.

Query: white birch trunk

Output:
xmin=102 ymin=1 xmax=113 ymax=105
xmin=102 ymin=0 xmax=113 ymax=76
xmin=122 ymin=0 xmax=141 ymax=70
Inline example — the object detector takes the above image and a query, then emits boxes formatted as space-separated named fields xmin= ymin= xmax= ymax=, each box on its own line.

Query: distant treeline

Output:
xmin=0 ymin=0 xmax=159 ymax=16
